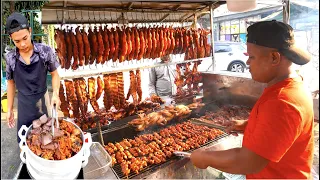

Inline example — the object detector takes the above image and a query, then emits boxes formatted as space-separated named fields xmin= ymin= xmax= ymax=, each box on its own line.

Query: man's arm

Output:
xmin=191 ymin=146 xmax=269 ymax=175
xmin=46 ymin=47 xmax=61 ymax=107
xmin=7 ymin=80 xmax=16 ymax=112
xmin=50 ymin=70 xmax=60 ymax=98
xmin=148 ymin=68 xmax=157 ymax=96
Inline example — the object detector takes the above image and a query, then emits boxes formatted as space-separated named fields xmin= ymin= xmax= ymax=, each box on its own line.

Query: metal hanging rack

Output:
xmin=59 ymin=58 xmax=207 ymax=80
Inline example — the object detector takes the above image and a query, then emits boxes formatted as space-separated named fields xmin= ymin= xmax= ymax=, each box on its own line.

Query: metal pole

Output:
xmin=30 ymin=11 xmax=34 ymax=40
xmin=209 ymin=4 xmax=216 ymax=72
xmin=283 ymin=0 xmax=290 ymax=24
xmin=1 ymin=1 xmax=3 ymax=79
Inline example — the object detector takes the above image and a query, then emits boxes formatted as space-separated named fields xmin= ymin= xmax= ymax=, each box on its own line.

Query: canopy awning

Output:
xmin=41 ymin=1 xmax=225 ymax=25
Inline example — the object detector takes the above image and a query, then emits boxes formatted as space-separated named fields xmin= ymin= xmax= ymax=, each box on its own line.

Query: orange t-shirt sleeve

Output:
xmin=243 ymin=99 xmax=302 ymax=162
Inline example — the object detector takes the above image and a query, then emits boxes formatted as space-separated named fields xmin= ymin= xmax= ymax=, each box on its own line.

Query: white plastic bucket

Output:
xmin=18 ymin=120 xmax=92 ymax=179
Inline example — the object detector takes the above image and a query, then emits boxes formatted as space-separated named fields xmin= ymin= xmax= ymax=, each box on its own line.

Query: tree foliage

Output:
xmin=2 ymin=0 xmax=48 ymax=68
xmin=2 ymin=1 xmax=48 ymax=41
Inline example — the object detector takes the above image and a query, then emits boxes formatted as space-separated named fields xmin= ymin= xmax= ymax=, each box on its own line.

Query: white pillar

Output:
xmin=210 ymin=4 xmax=216 ymax=72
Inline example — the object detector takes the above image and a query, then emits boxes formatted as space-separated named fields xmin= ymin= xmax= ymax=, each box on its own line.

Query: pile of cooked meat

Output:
xmin=198 ymin=105 xmax=252 ymax=127
xmin=128 ymin=102 xmax=204 ymax=131
xmin=60 ymin=75 xmax=165 ymax=130
xmin=54 ymin=25 xmax=212 ymax=70
xmin=104 ymin=121 xmax=224 ymax=176
xmin=26 ymin=115 xmax=83 ymax=160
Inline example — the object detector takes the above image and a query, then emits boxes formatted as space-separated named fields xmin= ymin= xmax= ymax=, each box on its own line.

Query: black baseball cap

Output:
xmin=247 ymin=20 xmax=311 ymax=65
xmin=5 ymin=12 xmax=29 ymax=35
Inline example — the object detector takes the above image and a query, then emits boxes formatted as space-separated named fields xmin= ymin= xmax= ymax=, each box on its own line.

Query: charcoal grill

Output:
xmin=110 ymin=132 xmax=229 ymax=179
xmin=89 ymin=72 xmax=268 ymax=179
xmin=91 ymin=118 xmax=229 ymax=179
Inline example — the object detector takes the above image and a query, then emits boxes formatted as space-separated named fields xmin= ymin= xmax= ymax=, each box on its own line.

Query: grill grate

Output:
xmin=110 ymin=132 xmax=229 ymax=179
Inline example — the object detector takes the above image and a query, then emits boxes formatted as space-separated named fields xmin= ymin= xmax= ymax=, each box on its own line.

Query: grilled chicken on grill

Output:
xmin=104 ymin=121 xmax=224 ymax=176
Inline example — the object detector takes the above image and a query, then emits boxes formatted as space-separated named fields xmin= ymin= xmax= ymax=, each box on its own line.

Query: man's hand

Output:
xmin=7 ymin=110 xmax=15 ymax=128
xmin=225 ymin=120 xmax=248 ymax=136
xmin=190 ymin=149 xmax=209 ymax=169
xmin=51 ymin=92 xmax=61 ymax=111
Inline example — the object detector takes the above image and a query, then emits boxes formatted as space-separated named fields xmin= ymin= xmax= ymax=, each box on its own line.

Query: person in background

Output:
xmin=148 ymin=54 xmax=174 ymax=97
xmin=5 ymin=12 xmax=61 ymax=143
xmin=190 ymin=20 xmax=314 ymax=179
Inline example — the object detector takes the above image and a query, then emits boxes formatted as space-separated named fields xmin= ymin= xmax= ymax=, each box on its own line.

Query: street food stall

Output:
xmin=13 ymin=0 xmax=312 ymax=179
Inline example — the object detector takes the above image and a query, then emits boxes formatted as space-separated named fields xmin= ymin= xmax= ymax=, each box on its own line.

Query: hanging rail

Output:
xmin=59 ymin=58 xmax=207 ymax=80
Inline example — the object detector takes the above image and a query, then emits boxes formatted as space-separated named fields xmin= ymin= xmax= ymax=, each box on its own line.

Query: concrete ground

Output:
xmin=1 ymin=93 xmax=319 ymax=179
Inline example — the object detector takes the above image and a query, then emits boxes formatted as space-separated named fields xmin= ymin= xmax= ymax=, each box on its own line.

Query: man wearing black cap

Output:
xmin=5 ymin=12 xmax=61 ymax=143
xmin=190 ymin=20 xmax=314 ymax=178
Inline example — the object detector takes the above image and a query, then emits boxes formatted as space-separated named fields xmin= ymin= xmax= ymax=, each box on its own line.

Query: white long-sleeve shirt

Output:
xmin=148 ymin=65 xmax=176 ymax=97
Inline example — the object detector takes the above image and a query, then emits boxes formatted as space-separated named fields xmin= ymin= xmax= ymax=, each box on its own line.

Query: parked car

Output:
xmin=197 ymin=41 xmax=249 ymax=73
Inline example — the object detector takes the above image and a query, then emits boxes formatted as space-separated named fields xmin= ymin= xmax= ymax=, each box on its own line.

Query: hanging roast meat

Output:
xmin=88 ymin=77 xmax=100 ymax=114
xmin=108 ymin=28 xmax=116 ymax=61
xmin=113 ymin=27 xmax=120 ymax=62
xmin=88 ymin=27 xmax=98 ymax=65
xmin=64 ymin=28 xmax=73 ymax=69
xmin=81 ymin=28 xmax=91 ymax=66
xmin=75 ymin=26 xmax=85 ymax=67
xmin=117 ymin=72 xmax=126 ymax=109
xmin=102 ymin=26 xmax=110 ymax=64
xmin=110 ymin=73 xmax=120 ymax=110
xmin=59 ymin=82 xmax=70 ymax=117
xmin=96 ymin=76 xmax=104 ymax=100
xmin=103 ymin=74 xmax=113 ymax=111
xmin=96 ymin=26 xmax=105 ymax=64
xmin=136 ymin=70 xmax=142 ymax=102
xmin=54 ymin=29 xmax=66 ymax=69
xmin=64 ymin=80 xmax=80 ymax=119
xmin=73 ymin=78 xmax=87 ymax=119
xmin=69 ymin=27 xmax=79 ymax=70
xmin=78 ymin=78 xmax=89 ymax=114
xmin=126 ymin=71 xmax=138 ymax=105
xmin=119 ymin=27 xmax=128 ymax=63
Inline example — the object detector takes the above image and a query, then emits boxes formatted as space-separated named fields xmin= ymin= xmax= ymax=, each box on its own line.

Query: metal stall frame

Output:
xmin=40 ymin=1 xmax=226 ymax=145
xmin=283 ymin=0 xmax=290 ymax=23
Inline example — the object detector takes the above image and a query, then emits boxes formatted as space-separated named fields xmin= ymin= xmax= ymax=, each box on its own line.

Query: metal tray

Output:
xmin=83 ymin=142 xmax=114 ymax=179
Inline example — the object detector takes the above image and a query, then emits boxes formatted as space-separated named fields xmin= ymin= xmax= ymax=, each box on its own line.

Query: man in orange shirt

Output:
xmin=190 ymin=20 xmax=314 ymax=178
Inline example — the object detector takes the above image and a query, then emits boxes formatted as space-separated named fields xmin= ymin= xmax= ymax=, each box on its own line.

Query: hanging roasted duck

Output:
xmin=75 ymin=26 xmax=85 ymax=67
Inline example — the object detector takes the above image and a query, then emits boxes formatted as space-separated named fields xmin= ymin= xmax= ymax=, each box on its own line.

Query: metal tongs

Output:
xmin=173 ymin=151 xmax=191 ymax=158
xmin=51 ymin=104 xmax=59 ymax=136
